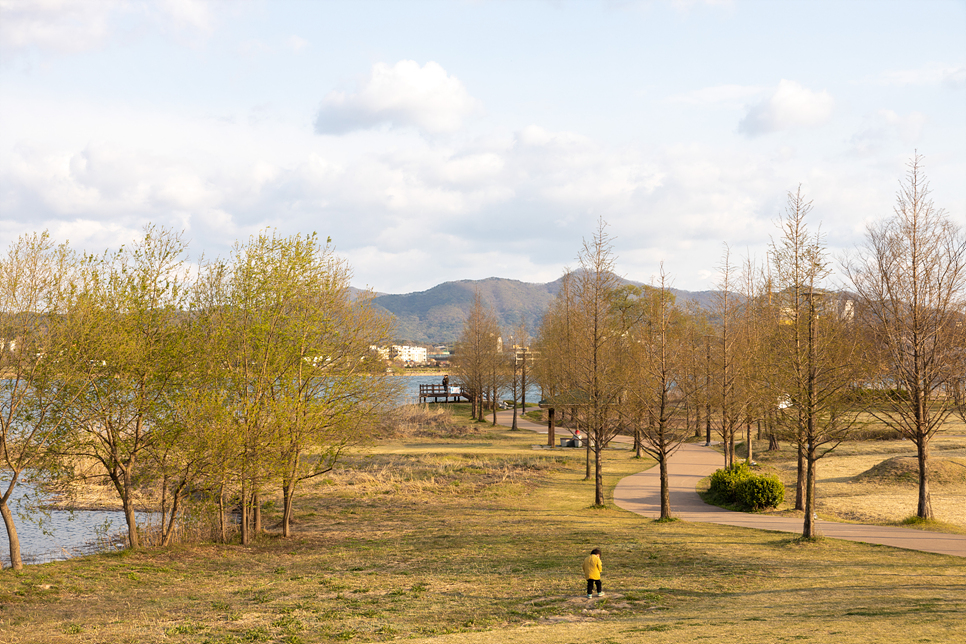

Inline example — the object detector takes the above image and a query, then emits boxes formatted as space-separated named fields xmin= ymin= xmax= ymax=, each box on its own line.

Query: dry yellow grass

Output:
xmin=751 ymin=415 xmax=966 ymax=527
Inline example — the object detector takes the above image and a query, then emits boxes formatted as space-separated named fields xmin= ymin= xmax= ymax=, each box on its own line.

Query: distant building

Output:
xmin=370 ymin=344 xmax=428 ymax=364
xmin=392 ymin=345 xmax=428 ymax=364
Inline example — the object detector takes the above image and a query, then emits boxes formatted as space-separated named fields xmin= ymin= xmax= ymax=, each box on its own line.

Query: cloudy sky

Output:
xmin=1 ymin=0 xmax=964 ymax=294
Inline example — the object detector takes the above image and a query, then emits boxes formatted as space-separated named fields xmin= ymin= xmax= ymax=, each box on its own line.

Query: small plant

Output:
xmin=62 ymin=623 xmax=83 ymax=634
xmin=165 ymin=623 xmax=200 ymax=636
xmin=708 ymin=462 xmax=753 ymax=503
xmin=735 ymin=474 xmax=785 ymax=510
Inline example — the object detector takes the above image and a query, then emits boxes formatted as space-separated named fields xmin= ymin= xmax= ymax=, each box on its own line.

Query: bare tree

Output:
xmin=619 ymin=268 xmax=695 ymax=519
xmin=770 ymin=188 xmax=866 ymax=538
xmin=534 ymin=272 xmax=578 ymax=448
xmin=453 ymin=291 xmax=501 ymax=421
xmin=845 ymin=155 xmax=966 ymax=520
xmin=572 ymin=221 xmax=625 ymax=506
xmin=709 ymin=246 xmax=756 ymax=469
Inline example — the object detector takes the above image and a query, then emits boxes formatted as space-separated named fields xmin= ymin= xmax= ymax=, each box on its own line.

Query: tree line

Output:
xmin=0 ymin=228 xmax=395 ymax=570
xmin=454 ymin=155 xmax=966 ymax=537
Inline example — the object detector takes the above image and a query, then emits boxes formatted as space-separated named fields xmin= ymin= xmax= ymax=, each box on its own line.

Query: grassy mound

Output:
xmin=857 ymin=456 xmax=966 ymax=486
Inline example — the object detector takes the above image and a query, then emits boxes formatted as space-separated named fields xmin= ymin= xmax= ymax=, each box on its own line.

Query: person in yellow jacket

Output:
xmin=582 ymin=548 xmax=603 ymax=598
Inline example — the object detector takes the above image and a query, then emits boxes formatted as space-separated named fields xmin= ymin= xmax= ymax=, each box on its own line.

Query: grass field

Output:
xmin=738 ymin=415 xmax=966 ymax=529
xmin=1 ymin=408 xmax=964 ymax=643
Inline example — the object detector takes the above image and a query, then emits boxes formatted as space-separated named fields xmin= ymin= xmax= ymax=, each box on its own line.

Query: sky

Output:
xmin=1 ymin=0 xmax=964 ymax=295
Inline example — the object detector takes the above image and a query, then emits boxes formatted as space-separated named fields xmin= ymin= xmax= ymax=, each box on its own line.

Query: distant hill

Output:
xmin=368 ymin=276 xmax=722 ymax=344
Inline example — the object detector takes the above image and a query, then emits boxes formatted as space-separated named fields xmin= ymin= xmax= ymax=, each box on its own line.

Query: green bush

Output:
xmin=708 ymin=462 xmax=753 ymax=503
xmin=735 ymin=474 xmax=785 ymax=510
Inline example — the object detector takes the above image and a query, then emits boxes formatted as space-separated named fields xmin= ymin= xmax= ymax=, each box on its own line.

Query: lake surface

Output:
xmin=0 ymin=481 xmax=149 ymax=568
xmin=396 ymin=374 xmax=542 ymax=404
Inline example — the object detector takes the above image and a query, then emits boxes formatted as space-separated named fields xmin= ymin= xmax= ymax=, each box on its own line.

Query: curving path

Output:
xmin=495 ymin=409 xmax=966 ymax=557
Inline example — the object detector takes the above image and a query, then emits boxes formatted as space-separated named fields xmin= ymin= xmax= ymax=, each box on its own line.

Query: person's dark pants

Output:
xmin=586 ymin=579 xmax=601 ymax=595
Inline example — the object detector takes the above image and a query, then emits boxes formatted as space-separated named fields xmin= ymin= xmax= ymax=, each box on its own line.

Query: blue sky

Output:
xmin=1 ymin=0 xmax=964 ymax=294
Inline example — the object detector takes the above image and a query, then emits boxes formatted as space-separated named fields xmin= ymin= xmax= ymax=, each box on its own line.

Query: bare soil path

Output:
xmin=496 ymin=409 xmax=966 ymax=557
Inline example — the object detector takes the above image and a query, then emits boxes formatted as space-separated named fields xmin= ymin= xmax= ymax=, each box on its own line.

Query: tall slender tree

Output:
xmin=845 ymin=155 xmax=966 ymax=519
xmin=769 ymin=188 xmax=866 ymax=538
xmin=454 ymin=291 xmax=501 ymax=422
xmin=619 ymin=269 xmax=695 ymax=518
xmin=572 ymin=221 xmax=625 ymax=506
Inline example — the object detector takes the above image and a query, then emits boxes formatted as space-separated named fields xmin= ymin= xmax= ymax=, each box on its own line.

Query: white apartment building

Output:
xmin=391 ymin=345 xmax=428 ymax=364
xmin=370 ymin=345 xmax=428 ymax=364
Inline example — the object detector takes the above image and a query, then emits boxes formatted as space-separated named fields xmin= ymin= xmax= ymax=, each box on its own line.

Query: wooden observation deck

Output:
xmin=419 ymin=384 xmax=469 ymax=404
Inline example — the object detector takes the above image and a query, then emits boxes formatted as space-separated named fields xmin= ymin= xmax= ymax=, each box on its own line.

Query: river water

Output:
xmin=1 ymin=376 xmax=541 ymax=567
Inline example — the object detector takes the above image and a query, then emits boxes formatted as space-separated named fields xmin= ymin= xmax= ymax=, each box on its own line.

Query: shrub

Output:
xmin=735 ymin=474 xmax=785 ymax=510
xmin=708 ymin=462 xmax=753 ymax=503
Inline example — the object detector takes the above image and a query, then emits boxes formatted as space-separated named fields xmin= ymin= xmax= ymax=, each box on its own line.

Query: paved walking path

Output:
xmin=494 ymin=409 xmax=966 ymax=558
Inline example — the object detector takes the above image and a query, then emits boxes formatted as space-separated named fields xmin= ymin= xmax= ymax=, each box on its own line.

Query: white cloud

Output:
xmin=286 ymin=34 xmax=307 ymax=52
xmin=738 ymin=80 xmax=835 ymax=136
xmin=877 ymin=63 xmax=966 ymax=89
xmin=155 ymin=0 xmax=212 ymax=32
xmin=667 ymin=84 xmax=764 ymax=107
xmin=848 ymin=110 xmax=927 ymax=156
xmin=0 ymin=0 xmax=124 ymax=54
xmin=314 ymin=60 xmax=482 ymax=135
xmin=0 ymin=0 xmax=216 ymax=56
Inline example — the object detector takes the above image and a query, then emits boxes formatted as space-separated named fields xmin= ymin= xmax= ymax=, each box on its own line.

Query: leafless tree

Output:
xmin=618 ymin=268 xmax=695 ymax=518
xmin=454 ymin=291 xmax=501 ymax=422
xmin=845 ymin=155 xmax=966 ymax=520
xmin=769 ymin=188 xmax=866 ymax=538
xmin=572 ymin=221 xmax=625 ymax=505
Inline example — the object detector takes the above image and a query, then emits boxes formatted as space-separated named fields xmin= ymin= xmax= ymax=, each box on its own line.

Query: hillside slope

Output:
xmin=370 ymin=276 xmax=721 ymax=344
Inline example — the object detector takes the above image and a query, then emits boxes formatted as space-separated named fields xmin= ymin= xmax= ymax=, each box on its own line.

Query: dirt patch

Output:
xmin=856 ymin=457 xmax=966 ymax=486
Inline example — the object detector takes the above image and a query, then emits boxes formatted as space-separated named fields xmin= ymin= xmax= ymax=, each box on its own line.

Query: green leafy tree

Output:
xmin=0 ymin=233 xmax=85 ymax=570
xmin=64 ymin=226 xmax=191 ymax=549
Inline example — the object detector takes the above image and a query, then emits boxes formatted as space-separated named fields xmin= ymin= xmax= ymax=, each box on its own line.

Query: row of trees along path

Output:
xmin=492 ymin=411 xmax=966 ymax=557
xmin=467 ymin=154 xmax=964 ymax=541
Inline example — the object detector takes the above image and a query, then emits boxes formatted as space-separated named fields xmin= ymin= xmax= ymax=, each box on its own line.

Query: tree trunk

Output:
xmin=0 ymin=498 xmax=23 ymax=571
xmin=659 ymin=455 xmax=671 ymax=519
xmin=218 ymin=486 xmax=227 ymax=543
xmin=115 ymin=468 xmax=140 ymax=550
xmin=594 ymin=439 xmax=604 ymax=506
xmin=746 ymin=421 xmax=753 ymax=465
xmin=768 ymin=432 xmax=779 ymax=451
xmin=802 ymin=446 xmax=818 ymax=538
xmin=795 ymin=441 xmax=806 ymax=511
xmin=916 ymin=439 xmax=933 ymax=519
xmin=240 ymin=481 xmax=250 ymax=545
xmin=160 ymin=482 xmax=185 ymax=547
xmin=282 ymin=481 xmax=295 ymax=538
xmin=547 ymin=407 xmax=555 ymax=447
xmin=253 ymin=490 xmax=262 ymax=535
xmin=511 ymin=371 xmax=519 ymax=430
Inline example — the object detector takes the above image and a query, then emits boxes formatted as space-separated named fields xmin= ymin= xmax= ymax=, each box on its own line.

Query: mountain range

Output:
xmin=360 ymin=277 xmax=720 ymax=345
